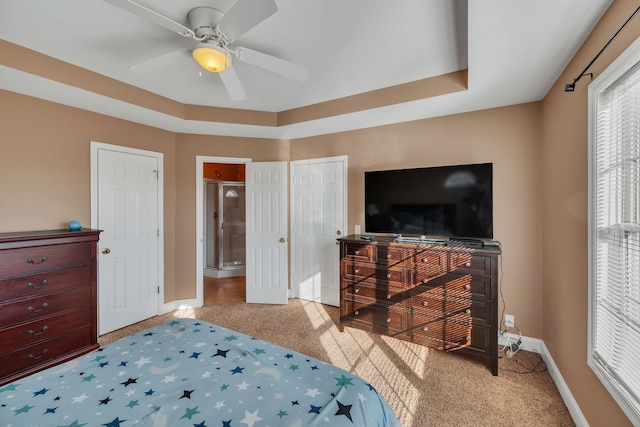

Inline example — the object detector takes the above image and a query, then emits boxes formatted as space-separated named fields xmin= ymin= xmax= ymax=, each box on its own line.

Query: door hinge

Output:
xmin=157 ymin=228 xmax=160 ymax=236
xmin=153 ymin=169 xmax=159 ymax=179
xmin=157 ymin=286 xmax=160 ymax=294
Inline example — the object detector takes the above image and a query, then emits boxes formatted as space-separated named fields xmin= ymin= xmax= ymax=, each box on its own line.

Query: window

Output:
xmin=589 ymin=37 xmax=640 ymax=424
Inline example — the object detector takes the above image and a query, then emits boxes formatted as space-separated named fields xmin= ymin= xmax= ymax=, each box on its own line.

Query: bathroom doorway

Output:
xmin=203 ymin=163 xmax=246 ymax=304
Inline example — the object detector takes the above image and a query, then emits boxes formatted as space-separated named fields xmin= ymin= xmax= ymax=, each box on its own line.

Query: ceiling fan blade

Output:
xmin=236 ymin=47 xmax=309 ymax=82
xmin=129 ymin=49 xmax=189 ymax=73
xmin=103 ymin=0 xmax=195 ymax=38
xmin=219 ymin=66 xmax=247 ymax=101
xmin=216 ymin=0 xmax=277 ymax=41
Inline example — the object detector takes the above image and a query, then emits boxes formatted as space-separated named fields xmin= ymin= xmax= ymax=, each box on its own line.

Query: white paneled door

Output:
xmin=96 ymin=146 xmax=161 ymax=334
xmin=245 ymin=162 xmax=288 ymax=304
xmin=291 ymin=157 xmax=346 ymax=306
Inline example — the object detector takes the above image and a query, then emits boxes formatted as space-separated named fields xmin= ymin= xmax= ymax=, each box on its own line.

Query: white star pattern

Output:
xmin=214 ymin=401 xmax=226 ymax=410
xmin=358 ymin=392 xmax=366 ymax=402
xmin=236 ymin=381 xmax=250 ymax=390
xmin=71 ymin=393 xmax=89 ymax=403
xmin=240 ymin=409 xmax=263 ymax=427
xmin=274 ymin=393 xmax=284 ymax=400
xmin=161 ymin=374 xmax=178 ymax=384
xmin=202 ymin=371 xmax=212 ymax=378
xmin=134 ymin=356 xmax=151 ymax=368
xmin=305 ymin=388 xmax=321 ymax=398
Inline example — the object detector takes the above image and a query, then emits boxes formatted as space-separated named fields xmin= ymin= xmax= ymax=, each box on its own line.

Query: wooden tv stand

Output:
xmin=339 ymin=235 xmax=501 ymax=375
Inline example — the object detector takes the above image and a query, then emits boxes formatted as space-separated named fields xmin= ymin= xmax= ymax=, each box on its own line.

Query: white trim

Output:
xmin=195 ymin=156 xmax=252 ymax=308
xmin=497 ymin=333 xmax=588 ymax=426
xmin=90 ymin=141 xmax=165 ymax=333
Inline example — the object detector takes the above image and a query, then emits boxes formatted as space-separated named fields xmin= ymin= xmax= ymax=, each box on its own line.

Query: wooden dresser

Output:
xmin=339 ymin=235 xmax=501 ymax=375
xmin=0 ymin=229 xmax=101 ymax=385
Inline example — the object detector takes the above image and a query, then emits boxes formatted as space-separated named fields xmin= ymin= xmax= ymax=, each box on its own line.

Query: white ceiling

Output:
xmin=0 ymin=0 xmax=611 ymax=139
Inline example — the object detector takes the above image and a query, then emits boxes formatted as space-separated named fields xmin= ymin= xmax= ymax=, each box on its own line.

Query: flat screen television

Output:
xmin=364 ymin=163 xmax=493 ymax=239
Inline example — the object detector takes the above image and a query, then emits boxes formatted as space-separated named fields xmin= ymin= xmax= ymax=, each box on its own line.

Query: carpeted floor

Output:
xmin=99 ymin=300 xmax=574 ymax=427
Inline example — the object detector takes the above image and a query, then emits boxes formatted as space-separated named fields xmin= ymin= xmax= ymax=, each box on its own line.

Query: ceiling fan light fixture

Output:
xmin=192 ymin=44 xmax=230 ymax=73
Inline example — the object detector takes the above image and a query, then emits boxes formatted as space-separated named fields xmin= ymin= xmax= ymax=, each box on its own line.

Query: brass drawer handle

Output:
xmin=355 ymin=250 xmax=360 ymax=255
xmin=28 ymin=326 xmax=48 ymax=336
xmin=28 ymin=303 xmax=48 ymax=313
xmin=464 ymin=285 xmax=471 ymax=291
xmin=27 ymin=279 xmax=48 ymax=289
xmin=422 ymin=301 xmax=428 ymax=306
xmin=354 ymin=269 xmax=359 ymax=274
xmin=423 ymin=326 xmax=428 ymax=332
xmin=386 ymin=254 xmax=391 ymax=259
xmin=354 ymin=310 xmax=359 ymax=315
xmin=466 ymin=336 xmax=471 ymax=342
xmin=422 ymin=258 xmax=428 ymax=263
xmin=354 ymin=288 xmax=360 ymax=293
xmin=387 ymin=318 xmax=391 ymax=323
xmin=386 ymin=273 xmax=391 ymax=279
xmin=422 ymin=279 xmax=428 ymax=284
xmin=387 ymin=294 xmax=391 ymax=299
xmin=28 ymin=348 xmax=48 ymax=360
xmin=26 ymin=256 xmax=48 ymax=265
xmin=465 ymin=309 xmax=471 ymax=314
xmin=465 ymin=262 xmax=471 ymax=267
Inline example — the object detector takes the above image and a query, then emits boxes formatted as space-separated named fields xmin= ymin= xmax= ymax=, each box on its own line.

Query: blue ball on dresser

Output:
xmin=68 ymin=219 xmax=83 ymax=231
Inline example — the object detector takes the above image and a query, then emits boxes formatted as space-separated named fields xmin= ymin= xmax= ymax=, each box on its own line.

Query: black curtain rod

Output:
xmin=565 ymin=5 xmax=640 ymax=92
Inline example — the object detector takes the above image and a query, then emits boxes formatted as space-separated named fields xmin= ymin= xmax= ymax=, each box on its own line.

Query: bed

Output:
xmin=0 ymin=318 xmax=400 ymax=426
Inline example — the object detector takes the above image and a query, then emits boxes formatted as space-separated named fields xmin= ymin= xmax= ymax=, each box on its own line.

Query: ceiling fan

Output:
xmin=104 ymin=0 xmax=309 ymax=101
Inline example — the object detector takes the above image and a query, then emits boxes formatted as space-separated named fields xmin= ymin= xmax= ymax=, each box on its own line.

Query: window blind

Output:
xmin=592 ymin=60 xmax=640 ymax=423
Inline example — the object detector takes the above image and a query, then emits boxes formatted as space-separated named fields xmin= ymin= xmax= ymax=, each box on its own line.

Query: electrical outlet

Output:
xmin=505 ymin=314 xmax=515 ymax=328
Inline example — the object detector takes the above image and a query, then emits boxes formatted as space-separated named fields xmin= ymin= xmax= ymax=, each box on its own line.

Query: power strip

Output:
xmin=502 ymin=330 xmax=523 ymax=358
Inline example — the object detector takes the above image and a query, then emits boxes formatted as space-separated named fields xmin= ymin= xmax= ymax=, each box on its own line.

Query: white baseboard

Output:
xmin=498 ymin=332 xmax=588 ymax=427
xmin=162 ymin=298 xmax=201 ymax=314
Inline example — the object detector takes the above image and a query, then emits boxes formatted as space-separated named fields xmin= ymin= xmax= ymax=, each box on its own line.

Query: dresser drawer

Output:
xmin=0 ymin=285 xmax=92 ymax=327
xmin=0 ymin=325 xmax=93 ymax=379
xmin=0 ymin=307 xmax=92 ymax=354
xmin=342 ymin=242 xmax=375 ymax=262
xmin=410 ymin=290 xmax=471 ymax=317
xmin=410 ymin=312 xmax=472 ymax=351
xmin=0 ymin=265 xmax=91 ymax=302
xmin=413 ymin=249 xmax=448 ymax=282
xmin=344 ymin=262 xmax=407 ymax=286
xmin=343 ymin=281 xmax=408 ymax=306
xmin=449 ymin=252 xmax=491 ymax=276
xmin=343 ymin=299 xmax=406 ymax=331
xmin=376 ymin=246 xmax=412 ymax=265
xmin=0 ymin=243 xmax=90 ymax=277
xmin=415 ymin=273 xmax=492 ymax=301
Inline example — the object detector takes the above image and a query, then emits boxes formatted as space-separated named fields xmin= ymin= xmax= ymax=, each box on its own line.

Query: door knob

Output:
xmin=279 ymin=238 xmax=286 ymax=243
xmin=336 ymin=230 xmax=342 ymax=235
xmin=102 ymin=248 xmax=111 ymax=254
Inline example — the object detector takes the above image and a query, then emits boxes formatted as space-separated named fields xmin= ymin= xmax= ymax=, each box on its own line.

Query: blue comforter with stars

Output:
xmin=0 ymin=318 xmax=400 ymax=426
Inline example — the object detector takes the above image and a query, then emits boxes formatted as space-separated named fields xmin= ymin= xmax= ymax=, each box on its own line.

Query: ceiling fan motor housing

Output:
xmin=188 ymin=7 xmax=224 ymax=39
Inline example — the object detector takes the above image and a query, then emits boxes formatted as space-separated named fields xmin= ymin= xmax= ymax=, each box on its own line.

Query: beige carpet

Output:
xmin=99 ymin=300 xmax=574 ymax=427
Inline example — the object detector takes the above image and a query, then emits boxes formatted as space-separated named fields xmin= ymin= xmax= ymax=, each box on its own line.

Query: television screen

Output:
xmin=364 ymin=163 xmax=493 ymax=239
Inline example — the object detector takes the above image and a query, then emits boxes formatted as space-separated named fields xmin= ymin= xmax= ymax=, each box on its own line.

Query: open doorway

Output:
xmin=203 ymin=162 xmax=246 ymax=305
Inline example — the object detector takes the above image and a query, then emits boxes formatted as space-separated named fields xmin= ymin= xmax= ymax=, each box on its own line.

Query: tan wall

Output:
xmin=540 ymin=1 xmax=639 ymax=426
xmin=172 ymin=134 xmax=287 ymax=300
xmin=0 ymin=90 xmax=178 ymax=301
xmin=291 ymin=103 xmax=544 ymax=337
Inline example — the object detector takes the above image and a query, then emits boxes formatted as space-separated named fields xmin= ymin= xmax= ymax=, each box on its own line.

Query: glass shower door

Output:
xmin=219 ymin=183 xmax=246 ymax=268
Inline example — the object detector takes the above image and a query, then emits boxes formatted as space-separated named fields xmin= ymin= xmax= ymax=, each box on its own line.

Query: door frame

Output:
xmin=289 ymin=155 xmax=348 ymax=301
xmin=195 ymin=156 xmax=251 ymax=307
xmin=90 ymin=141 xmax=164 ymax=327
